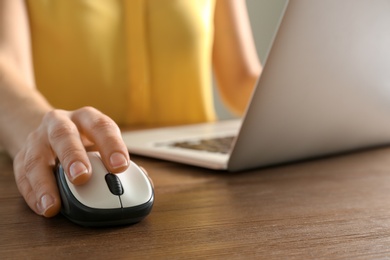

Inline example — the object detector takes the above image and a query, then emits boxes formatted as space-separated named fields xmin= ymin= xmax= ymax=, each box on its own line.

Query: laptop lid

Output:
xmin=227 ymin=0 xmax=390 ymax=171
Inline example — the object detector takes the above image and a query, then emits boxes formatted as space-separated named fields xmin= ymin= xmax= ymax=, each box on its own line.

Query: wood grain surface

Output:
xmin=2 ymin=146 xmax=390 ymax=259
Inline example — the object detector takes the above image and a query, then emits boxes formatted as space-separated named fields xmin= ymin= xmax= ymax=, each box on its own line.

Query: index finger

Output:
xmin=71 ymin=107 xmax=130 ymax=173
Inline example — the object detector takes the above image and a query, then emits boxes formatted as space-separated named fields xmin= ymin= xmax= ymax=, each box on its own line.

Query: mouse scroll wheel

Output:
xmin=105 ymin=173 xmax=124 ymax=195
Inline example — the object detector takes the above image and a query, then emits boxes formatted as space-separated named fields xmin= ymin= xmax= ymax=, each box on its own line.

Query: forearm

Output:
xmin=213 ymin=0 xmax=261 ymax=115
xmin=214 ymin=64 xmax=260 ymax=116
xmin=0 ymin=60 xmax=52 ymax=158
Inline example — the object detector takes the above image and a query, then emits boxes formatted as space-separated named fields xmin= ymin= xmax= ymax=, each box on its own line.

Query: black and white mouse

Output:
xmin=55 ymin=152 xmax=154 ymax=227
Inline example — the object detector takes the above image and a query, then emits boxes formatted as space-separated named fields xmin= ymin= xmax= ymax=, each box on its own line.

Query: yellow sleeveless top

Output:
xmin=26 ymin=0 xmax=216 ymax=126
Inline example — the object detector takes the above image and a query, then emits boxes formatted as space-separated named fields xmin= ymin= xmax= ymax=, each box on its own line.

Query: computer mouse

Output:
xmin=55 ymin=151 xmax=154 ymax=227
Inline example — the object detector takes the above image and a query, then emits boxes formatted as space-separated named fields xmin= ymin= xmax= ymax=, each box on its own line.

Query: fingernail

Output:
xmin=69 ymin=161 xmax=89 ymax=181
xmin=38 ymin=194 xmax=55 ymax=216
xmin=110 ymin=152 xmax=128 ymax=169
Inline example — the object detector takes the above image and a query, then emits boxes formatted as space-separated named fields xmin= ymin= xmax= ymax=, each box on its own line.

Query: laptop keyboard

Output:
xmin=158 ymin=136 xmax=235 ymax=154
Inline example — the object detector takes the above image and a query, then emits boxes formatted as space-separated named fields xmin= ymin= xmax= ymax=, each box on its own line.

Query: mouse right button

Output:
xmin=117 ymin=162 xmax=153 ymax=208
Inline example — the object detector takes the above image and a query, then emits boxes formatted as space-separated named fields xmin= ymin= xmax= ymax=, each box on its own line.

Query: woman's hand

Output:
xmin=0 ymin=1 xmax=130 ymax=218
xmin=13 ymin=107 xmax=130 ymax=217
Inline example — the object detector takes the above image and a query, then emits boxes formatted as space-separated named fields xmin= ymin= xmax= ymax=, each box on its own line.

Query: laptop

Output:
xmin=122 ymin=0 xmax=390 ymax=171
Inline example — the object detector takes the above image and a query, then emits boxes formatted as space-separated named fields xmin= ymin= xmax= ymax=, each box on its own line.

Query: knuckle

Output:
xmin=23 ymin=153 xmax=43 ymax=178
xmin=30 ymin=178 xmax=48 ymax=197
xmin=91 ymin=115 xmax=118 ymax=132
xmin=73 ymin=106 xmax=100 ymax=119
xmin=42 ymin=109 xmax=64 ymax=124
xmin=79 ymin=106 xmax=98 ymax=114
xmin=43 ymin=110 xmax=78 ymax=142
xmin=48 ymin=122 xmax=77 ymax=142
xmin=59 ymin=146 xmax=84 ymax=166
xmin=26 ymin=130 xmax=41 ymax=144
xmin=73 ymin=106 xmax=120 ymax=135
xmin=14 ymin=166 xmax=28 ymax=191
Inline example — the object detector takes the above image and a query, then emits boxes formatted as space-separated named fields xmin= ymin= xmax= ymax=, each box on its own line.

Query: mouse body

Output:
xmin=56 ymin=152 xmax=154 ymax=227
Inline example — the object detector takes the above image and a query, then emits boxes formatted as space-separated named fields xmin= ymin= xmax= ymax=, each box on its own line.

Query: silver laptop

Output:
xmin=122 ymin=0 xmax=390 ymax=171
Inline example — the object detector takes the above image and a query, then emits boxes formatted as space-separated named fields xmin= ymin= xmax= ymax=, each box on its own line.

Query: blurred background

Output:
xmin=214 ymin=0 xmax=288 ymax=120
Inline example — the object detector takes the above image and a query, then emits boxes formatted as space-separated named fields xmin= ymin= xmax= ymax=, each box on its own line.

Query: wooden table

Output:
xmin=2 ymin=145 xmax=390 ymax=259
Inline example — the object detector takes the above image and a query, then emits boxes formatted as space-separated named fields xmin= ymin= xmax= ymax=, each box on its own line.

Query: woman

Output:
xmin=0 ymin=0 xmax=261 ymax=217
